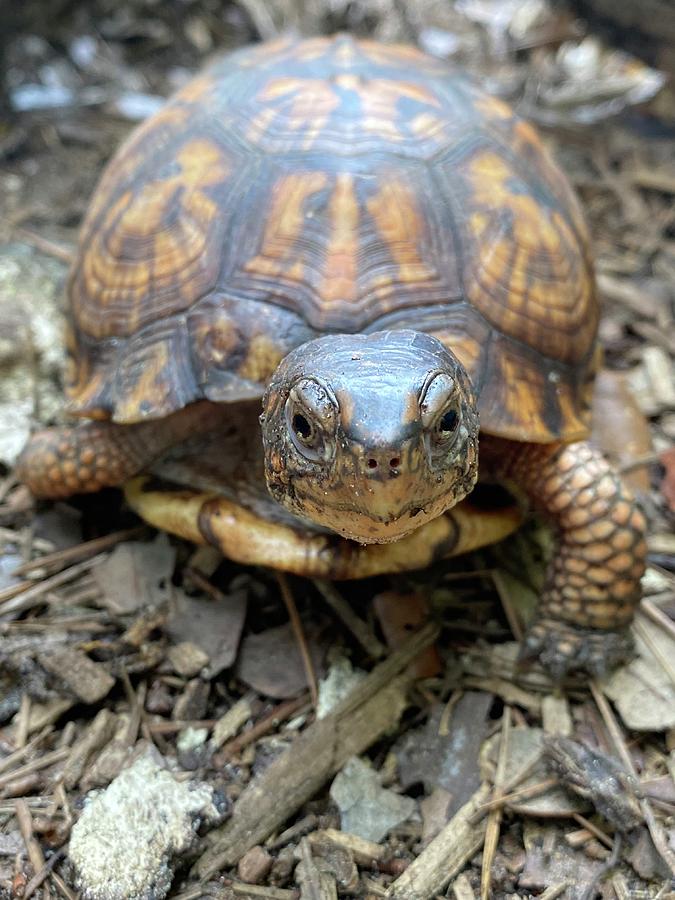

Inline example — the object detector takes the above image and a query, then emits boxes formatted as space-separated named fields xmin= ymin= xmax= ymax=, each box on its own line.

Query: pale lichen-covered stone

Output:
xmin=69 ymin=752 xmax=226 ymax=900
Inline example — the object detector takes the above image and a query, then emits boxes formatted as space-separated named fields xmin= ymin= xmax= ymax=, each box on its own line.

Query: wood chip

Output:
xmin=541 ymin=695 xmax=573 ymax=737
xmin=38 ymin=647 xmax=115 ymax=704
xmin=211 ymin=696 xmax=254 ymax=750
xmin=238 ymin=846 xmax=274 ymax=885
xmin=451 ymin=874 xmax=476 ymax=900
xmin=643 ymin=346 xmax=675 ymax=408
xmin=62 ymin=708 xmax=116 ymax=789
xmin=385 ymin=784 xmax=490 ymax=900
xmin=167 ymin=642 xmax=210 ymax=678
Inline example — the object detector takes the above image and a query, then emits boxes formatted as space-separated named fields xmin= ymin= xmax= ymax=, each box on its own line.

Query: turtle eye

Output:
xmin=292 ymin=412 xmax=313 ymax=443
xmin=285 ymin=378 xmax=336 ymax=462
xmin=286 ymin=402 xmax=324 ymax=459
xmin=438 ymin=407 xmax=459 ymax=436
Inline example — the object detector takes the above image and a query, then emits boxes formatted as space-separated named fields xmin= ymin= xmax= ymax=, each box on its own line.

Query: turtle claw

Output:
xmin=518 ymin=619 xmax=634 ymax=681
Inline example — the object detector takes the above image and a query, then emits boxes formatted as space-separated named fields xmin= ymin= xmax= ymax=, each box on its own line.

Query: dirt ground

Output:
xmin=0 ymin=1 xmax=675 ymax=899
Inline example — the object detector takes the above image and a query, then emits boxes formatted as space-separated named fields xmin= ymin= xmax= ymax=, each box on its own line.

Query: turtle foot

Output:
xmin=519 ymin=619 xmax=634 ymax=681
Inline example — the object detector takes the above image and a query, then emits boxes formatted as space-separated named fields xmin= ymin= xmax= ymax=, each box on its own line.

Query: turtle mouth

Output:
xmin=282 ymin=437 xmax=479 ymax=544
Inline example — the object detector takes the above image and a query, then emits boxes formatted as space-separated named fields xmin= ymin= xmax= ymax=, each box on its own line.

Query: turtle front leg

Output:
xmin=17 ymin=401 xmax=220 ymax=499
xmin=483 ymin=437 xmax=647 ymax=678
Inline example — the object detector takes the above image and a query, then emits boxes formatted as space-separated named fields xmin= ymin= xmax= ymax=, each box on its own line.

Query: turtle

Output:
xmin=17 ymin=34 xmax=647 ymax=678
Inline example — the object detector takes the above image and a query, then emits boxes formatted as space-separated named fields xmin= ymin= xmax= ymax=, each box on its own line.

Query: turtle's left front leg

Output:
xmin=482 ymin=437 xmax=647 ymax=678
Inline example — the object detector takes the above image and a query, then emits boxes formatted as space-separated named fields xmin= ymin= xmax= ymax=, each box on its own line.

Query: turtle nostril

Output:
xmin=389 ymin=457 xmax=400 ymax=469
xmin=367 ymin=458 xmax=378 ymax=469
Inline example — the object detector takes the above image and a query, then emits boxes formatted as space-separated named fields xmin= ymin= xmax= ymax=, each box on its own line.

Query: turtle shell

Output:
xmin=67 ymin=34 xmax=598 ymax=442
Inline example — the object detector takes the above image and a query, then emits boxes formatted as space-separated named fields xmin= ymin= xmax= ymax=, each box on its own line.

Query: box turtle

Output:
xmin=18 ymin=35 xmax=647 ymax=678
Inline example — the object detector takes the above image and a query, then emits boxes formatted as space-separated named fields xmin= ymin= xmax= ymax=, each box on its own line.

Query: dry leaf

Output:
xmin=93 ymin=534 xmax=175 ymax=615
xmin=235 ymin=622 xmax=325 ymax=699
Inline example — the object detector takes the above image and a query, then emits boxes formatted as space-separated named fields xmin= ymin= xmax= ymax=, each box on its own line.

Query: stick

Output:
xmin=313 ymin=580 xmax=385 ymax=658
xmin=195 ymin=622 xmax=439 ymax=877
xmin=277 ymin=573 xmax=318 ymax=707
xmin=385 ymin=784 xmax=491 ymax=900
xmin=13 ymin=527 xmax=144 ymax=577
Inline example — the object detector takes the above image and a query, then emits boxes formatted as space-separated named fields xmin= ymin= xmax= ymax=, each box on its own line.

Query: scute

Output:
xmin=67 ymin=33 xmax=597 ymax=441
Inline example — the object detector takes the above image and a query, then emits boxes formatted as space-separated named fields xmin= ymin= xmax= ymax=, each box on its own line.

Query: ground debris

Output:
xmin=394 ymin=692 xmax=493 ymax=815
xmin=235 ymin=622 xmax=325 ymax=699
xmin=68 ymin=752 xmax=227 ymax=900
xmin=543 ymin=734 xmax=643 ymax=831
xmin=330 ymin=756 xmax=416 ymax=842
xmin=167 ymin=580 xmax=248 ymax=677
xmin=37 ymin=645 xmax=115 ymax=704
xmin=93 ymin=533 xmax=175 ymax=615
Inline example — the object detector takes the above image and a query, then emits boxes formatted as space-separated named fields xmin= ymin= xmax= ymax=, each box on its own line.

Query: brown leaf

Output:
xmin=394 ymin=693 xmax=493 ymax=818
xmin=373 ymin=591 xmax=441 ymax=678
xmin=235 ymin=623 xmax=325 ymax=699
xmin=93 ymin=534 xmax=175 ymax=615
xmin=167 ymin=585 xmax=247 ymax=677
xmin=592 ymin=368 xmax=653 ymax=492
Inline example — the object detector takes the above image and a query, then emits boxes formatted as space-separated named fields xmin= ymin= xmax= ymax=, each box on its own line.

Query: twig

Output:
xmin=13 ymin=527 xmax=144 ymax=577
xmin=14 ymin=799 xmax=46 ymax=879
xmin=579 ymin=833 xmax=623 ymax=900
xmin=216 ymin=695 xmax=310 ymax=761
xmin=13 ymin=226 xmax=75 ymax=264
xmin=0 ymin=748 xmax=69 ymax=790
xmin=0 ymin=727 xmax=52 ymax=777
xmin=23 ymin=850 xmax=64 ymax=900
xmin=492 ymin=571 xmax=525 ymax=641
xmin=230 ymin=882 xmax=298 ymax=900
xmin=538 ymin=884 xmax=569 ymax=900
xmin=639 ymin=598 xmax=675 ymax=645
xmin=148 ymin=719 xmax=218 ymax=735
xmin=470 ymin=777 xmax=558 ymax=822
xmin=438 ymin=690 xmax=463 ymax=737
xmin=0 ymin=553 xmax=108 ymax=616
xmin=571 ymin=813 xmax=614 ymax=849
xmin=385 ymin=784 xmax=491 ymax=900
xmin=15 ymin=694 xmax=31 ymax=750
xmin=481 ymin=709 xmax=510 ymax=900
xmin=277 ymin=572 xmax=318 ymax=707
xmin=268 ymin=814 xmax=319 ymax=851
xmin=633 ymin=616 xmax=675 ymax=687
xmin=313 ymin=580 xmax=385 ymax=658
xmin=183 ymin=566 xmax=229 ymax=603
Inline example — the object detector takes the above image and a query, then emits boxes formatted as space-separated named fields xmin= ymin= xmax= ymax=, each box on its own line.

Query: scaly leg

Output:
xmin=17 ymin=401 xmax=221 ymax=499
xmin=482 ymin=437 xmax=647 ymax=678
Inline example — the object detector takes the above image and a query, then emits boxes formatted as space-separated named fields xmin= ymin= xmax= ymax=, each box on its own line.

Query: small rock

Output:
xmin=238 ymin=846 xmax=273 ymax=884
xmin=330 ymin=756 xmax=416 ymax=843
xmin=176 ymin=727 xmax=209 ymax=756
xmin=173 ymin=679 xmax=209 ymax=722
xmin=69 ymin=753 xmax=226 ymax=900
xmin=317 ymin=657 xmax=366 ymax=720
xmin=167 ymin=642 xmax=210 ymax=678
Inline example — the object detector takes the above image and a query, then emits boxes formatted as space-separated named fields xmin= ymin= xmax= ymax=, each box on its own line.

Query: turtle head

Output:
xmin=260 ymin=330 xmax=479 ymax=544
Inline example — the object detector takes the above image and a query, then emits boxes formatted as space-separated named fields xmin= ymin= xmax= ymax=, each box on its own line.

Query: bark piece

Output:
xmin=385 ymin=784 xmax=490 ymax=900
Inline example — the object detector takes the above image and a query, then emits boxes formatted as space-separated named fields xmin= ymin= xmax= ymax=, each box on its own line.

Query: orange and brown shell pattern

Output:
xmin=67 ymin=34 xmax=598 ymax=443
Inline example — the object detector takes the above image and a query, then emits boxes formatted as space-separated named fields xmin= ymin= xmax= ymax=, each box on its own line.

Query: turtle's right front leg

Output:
xmin=17 ymin=401 xmax=219 ymax=499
